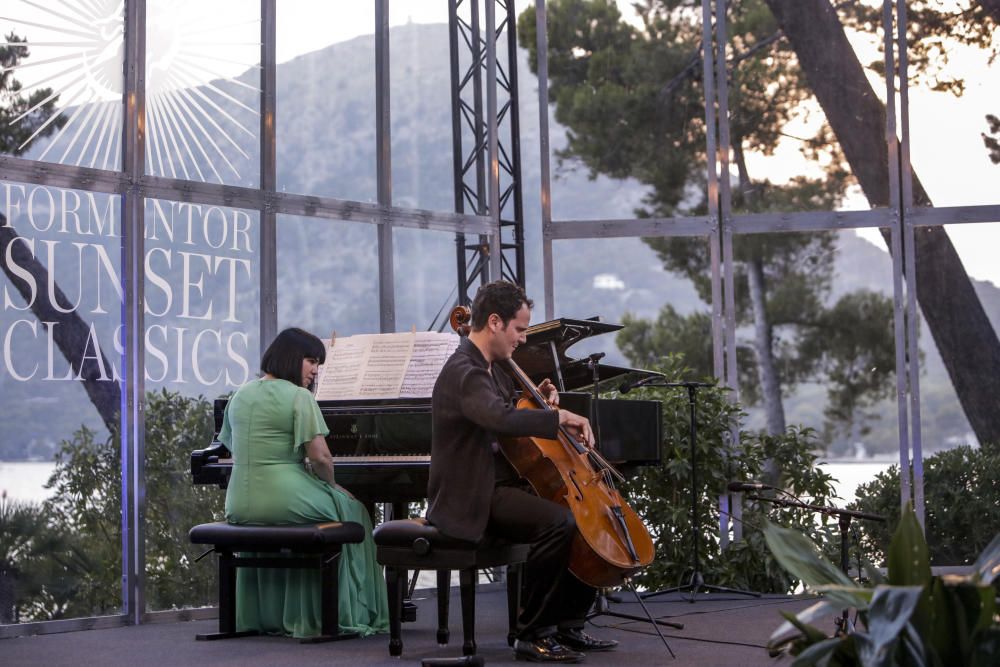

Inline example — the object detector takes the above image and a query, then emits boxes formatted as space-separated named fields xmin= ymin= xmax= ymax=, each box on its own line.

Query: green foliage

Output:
xmin=619 ymin=354 xmax=839 ymax=594
xmin=766 ymin=505 xmax=1000 ymax=666
xmin=2 ymin=390 xmax=223 ymax=621
xmin=848 ymin=441 xmax=1000 ymax=568
xmin=140 ymin=389 xmax=224 ymax=610
xmin=0 ymin=492 xmax=90 ymax=623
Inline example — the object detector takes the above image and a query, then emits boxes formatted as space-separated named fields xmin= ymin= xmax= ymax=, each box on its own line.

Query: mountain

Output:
xmin=1 ymin=23 xmax=997 ymax=460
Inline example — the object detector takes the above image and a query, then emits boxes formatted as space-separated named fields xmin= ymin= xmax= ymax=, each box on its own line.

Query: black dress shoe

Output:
xmin=555 ymin=628 xmax=618 ymax=652
xmin=513 ymin=636 xmax=585 ymax=663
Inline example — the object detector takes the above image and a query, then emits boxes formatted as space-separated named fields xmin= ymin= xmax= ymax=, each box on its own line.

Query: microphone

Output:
xmin=618 ymin=377 xmax=644 ymax=394
xmin=727 ymin=481 xmax=773 ymax=492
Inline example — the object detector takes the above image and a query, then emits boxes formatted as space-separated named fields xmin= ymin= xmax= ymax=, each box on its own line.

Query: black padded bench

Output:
xmin=373 ymin=518 xmax=528 ymax=657
xmin=189 ymin=521 xmax=364 ymax=643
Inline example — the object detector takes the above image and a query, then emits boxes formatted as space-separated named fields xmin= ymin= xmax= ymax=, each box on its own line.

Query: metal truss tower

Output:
xmin=448 ymin=0 xmax=526 ymax=305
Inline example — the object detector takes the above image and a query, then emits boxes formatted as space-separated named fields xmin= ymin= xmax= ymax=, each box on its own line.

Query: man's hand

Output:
xmin=538 ymin=378 xmax=559 ymax=407
xmin=558 ymin=409 xmax=595 ymax=448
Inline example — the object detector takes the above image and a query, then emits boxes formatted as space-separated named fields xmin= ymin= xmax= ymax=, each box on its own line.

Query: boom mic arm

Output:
xmin=727 ymin=481 xmax=774 ymax=492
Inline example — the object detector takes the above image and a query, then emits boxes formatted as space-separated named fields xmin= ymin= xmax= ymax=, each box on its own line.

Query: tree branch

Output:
xmin=979 ymin=0 xmax=1000 ymax=24
xmin=0 ymin=215 xmax=119 ymax=432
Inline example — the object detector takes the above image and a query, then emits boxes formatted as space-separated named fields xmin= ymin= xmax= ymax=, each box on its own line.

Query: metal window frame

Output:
xmin=0 ymin=0 xmax=502 ymax=638
xmin=3 ymin=0 xmax=999 ymax=638
xmin=534 ymin=0 xmax=998 ymax=529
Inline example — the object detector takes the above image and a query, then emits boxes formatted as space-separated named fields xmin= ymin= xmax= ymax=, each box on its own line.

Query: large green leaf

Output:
xmin=975 ymin=584 xmax=997 ymax=633
xmin=971 ymin=533 xmax=1000 ymax=585
xmin=777 ymin=608 xmax=832 ymax=645
xmin=886 ymin=505 xmax=930 ymax=587
xmin=900 ymin=622 xmax=928 ymax=667
xmin=812 ymin=584 xmax=873 ymax=610
xmin=857 ymin=585 xmax=924 ymax=665
xmin=926 ymin=576 xmax=990 ymax=664
xmin=764 ymin=521 xmax=856 ymax=589
xmin=770 ymin=599 xmax=839 ymax=646
xmin=790 ymin=636 xmax=845 ymax=667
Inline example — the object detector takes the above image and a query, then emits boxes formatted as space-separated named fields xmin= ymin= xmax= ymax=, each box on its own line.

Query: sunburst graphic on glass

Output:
xmin=145 ymin=0 xmax=261 ymax=185
xmin=1 ymin=0 xmax=124 ymax=169
xmin=2 ymin=0 xmax=260 ymax=183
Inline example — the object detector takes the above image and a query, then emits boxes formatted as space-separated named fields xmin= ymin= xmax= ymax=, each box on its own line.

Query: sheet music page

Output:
xmin=399 ymin=332 xmax=460 ymax=398
xmin=356 ymin=333 xmax=416 ymax=398
xmin=314 ymin=335 xmax=372 ymax=400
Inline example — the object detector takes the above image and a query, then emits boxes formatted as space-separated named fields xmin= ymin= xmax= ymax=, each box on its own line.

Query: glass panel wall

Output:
xmin=552 ymin=236 xmax=703 ymax=366
xmin=527 ymin=1 xmax=704 ymax=222
xmin=276 ymin=3 xmax=377 ymax=202
xmin=1 ymin=2 xmax=124 ymax=170
xmin=142 ymin=199 xmax=260 ymax=611
xmin=389 ymin=0 xmax=454 ymax=211
xmin=393 ymin=227 xmax=457 ymax=332
xmin=913 ymin=220 xmax=1000 ymax=563
xmin=732 ymin=229 xmax=898 ymax=503
xmin=900 ymin=2 xmax=1000 ymax=207
xmin=1 ymin=180 xmax=122 ymax=622
xmin=145 ymin=1 xmax=261 ymax=187
xmin=724 ymin=0 xmax=889 ymax=214
xmin=277 ymin=215 xmax=380 ymax=337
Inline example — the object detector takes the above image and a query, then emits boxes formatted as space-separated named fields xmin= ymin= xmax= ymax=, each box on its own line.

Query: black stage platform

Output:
xmin=2 ymin=588 xmax=817 ymax=666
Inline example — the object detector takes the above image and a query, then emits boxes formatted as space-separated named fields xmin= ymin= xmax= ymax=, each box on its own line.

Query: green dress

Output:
xmin=221 ymin=378 xmax=389 ymax=638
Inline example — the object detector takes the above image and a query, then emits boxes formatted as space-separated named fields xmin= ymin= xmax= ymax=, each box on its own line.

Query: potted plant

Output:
xmin=765 ymin=505 xmax=1000 ymax=666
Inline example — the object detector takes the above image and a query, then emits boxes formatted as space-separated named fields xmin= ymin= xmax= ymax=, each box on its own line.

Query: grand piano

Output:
xmin=191 ymin=317 xmax=663 ymax=515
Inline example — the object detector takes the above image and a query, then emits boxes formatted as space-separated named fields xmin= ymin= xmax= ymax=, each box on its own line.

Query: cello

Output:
xmin=450 ymin=306 xmax=655 ymax=588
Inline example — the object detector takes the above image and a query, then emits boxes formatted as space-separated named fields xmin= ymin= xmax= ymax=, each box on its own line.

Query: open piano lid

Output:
xmin=512 ymin=316 xmax=661 ymax=391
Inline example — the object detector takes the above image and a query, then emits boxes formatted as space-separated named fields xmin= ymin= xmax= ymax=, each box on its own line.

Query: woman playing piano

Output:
xmin=220 ymin=327 xmax=389 ymax=638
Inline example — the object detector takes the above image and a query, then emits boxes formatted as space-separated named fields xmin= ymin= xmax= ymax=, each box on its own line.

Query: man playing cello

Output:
xmin=427 ymin=280 xmax=618 ymax=663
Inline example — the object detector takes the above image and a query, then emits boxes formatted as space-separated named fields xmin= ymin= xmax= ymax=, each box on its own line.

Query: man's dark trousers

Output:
xmin=486 ymin=482 xmax=597 ymax=640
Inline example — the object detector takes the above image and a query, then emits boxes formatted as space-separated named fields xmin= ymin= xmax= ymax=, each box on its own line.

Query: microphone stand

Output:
xmin=626 ymin=378 xmax=761 ymax=602
xmin=746 ymin=493 xmax=885 ymax=630
xmin=582 ymin=355 xmax=683 ymax=654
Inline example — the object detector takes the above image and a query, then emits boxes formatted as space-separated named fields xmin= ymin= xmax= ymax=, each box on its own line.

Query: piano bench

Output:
xmin=189 ymin=520 xmax=365 ymax=643
xmin=373 ymin=518 xmax=528 ymax=658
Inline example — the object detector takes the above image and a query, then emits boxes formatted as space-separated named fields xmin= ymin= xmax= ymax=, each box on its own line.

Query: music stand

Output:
xmin=633 ymin=379 xmax=760 ymax=602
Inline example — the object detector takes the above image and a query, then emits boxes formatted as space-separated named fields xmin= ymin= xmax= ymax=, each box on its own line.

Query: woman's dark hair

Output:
xmin=260 ymin=327 xmax=326 ymax=387
xmin=470 ymin=280 xmax=533 ymax=330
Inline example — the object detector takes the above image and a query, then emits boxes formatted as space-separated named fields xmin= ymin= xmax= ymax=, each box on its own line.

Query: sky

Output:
xmin=3 ymin=0 xmax=998 ymax=286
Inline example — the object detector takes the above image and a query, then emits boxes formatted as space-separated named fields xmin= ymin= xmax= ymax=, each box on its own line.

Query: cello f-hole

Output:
xmin=568 ymin=471 xmax=585 ymax=501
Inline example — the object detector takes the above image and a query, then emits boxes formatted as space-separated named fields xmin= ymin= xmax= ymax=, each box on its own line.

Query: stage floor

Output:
xmin=2 ymin=589 xmax=817 ymax=666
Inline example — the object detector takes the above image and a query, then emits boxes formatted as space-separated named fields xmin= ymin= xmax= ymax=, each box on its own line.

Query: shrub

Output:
xmin=621 ymin=355 xmax=839 ymax=594
xmin=849 ymin=441 xmax=1000 ymax=567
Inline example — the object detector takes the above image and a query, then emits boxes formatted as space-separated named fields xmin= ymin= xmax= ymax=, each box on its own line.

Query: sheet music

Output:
xmin=315 ymin=331 xmax=457 ymax=400
xmin=357 ymin=335 xmax=415 ymax=397
xmin=399 ymin=332 xmax=460 ymax=398
xmin=315 ymin=335 xmax=375 ymax=400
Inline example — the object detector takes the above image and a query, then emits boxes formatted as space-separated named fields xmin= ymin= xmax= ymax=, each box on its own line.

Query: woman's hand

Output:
xmin=538 ymin=378 xmax=559 ymax=407
xmin=305 ymin=435 xmax=335 ymax=485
